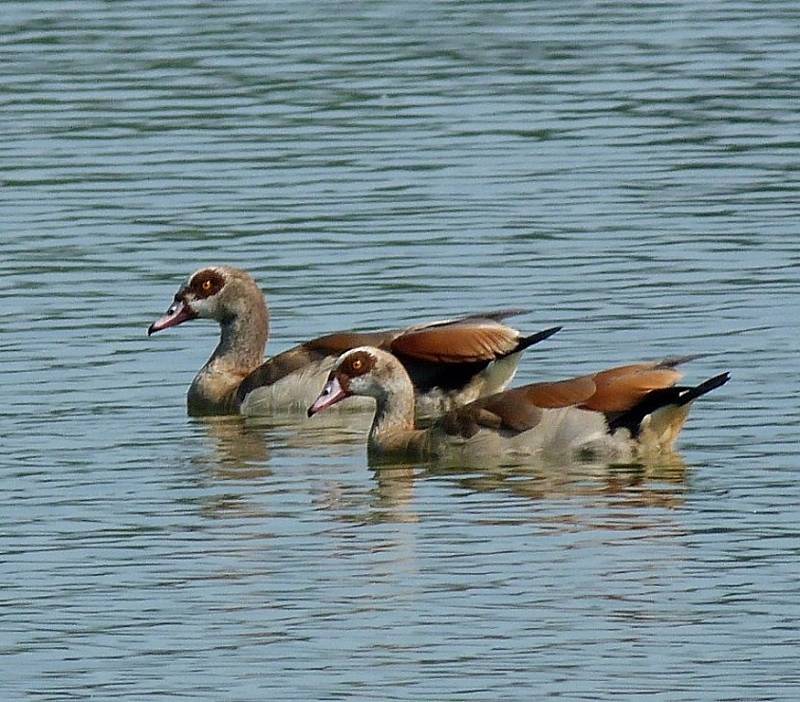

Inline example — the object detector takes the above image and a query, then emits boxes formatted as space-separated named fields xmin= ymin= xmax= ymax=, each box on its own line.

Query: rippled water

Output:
xmin=3 ymin=2 xmax=799 ymax=699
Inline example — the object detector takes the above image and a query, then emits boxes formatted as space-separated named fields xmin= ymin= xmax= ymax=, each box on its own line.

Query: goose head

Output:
xmin=148 ymin=266 xmax=264 ymax=335
xmin=308 ymin=347 xmax=403 ymax=416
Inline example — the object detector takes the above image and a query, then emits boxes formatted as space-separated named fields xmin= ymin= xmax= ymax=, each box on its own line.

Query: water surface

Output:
xmin=2 ymin=2 xmax=799 ymax=700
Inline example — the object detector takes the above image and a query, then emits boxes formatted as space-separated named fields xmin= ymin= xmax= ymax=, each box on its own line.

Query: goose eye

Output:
xmin=352 ymin=358 xmax=363 ymax=371
xmin=202 ymin=279 xmax=214 ymax=293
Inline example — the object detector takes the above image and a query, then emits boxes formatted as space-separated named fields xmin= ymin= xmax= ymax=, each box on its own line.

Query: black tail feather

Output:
xmin=675 ymin=372 xmax=731 ymax=406
xmin=608 ymin=371 xmax=730 ymax=435
xmin=515 ymin=326 xmax=562 ymax=353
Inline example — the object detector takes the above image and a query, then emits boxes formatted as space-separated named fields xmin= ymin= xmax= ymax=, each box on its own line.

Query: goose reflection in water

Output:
xmin=189 ymin=408 xmax=691 ymax=526
xmin=316 ymin=452 xmax=691 ymax=527
xmin=194 ymin=411 xmax=371 ymax=468
xmin=368 ymin=450 xmax=690 ymax=521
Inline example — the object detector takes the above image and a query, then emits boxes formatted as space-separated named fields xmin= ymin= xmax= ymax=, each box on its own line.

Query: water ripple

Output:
xmin=2 ymin=1 xmax=799 ymax=700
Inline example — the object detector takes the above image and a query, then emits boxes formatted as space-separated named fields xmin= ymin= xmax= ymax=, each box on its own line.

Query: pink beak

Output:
xmin=308 ymin=376 xmax=349 ymax=417
xmin=147 ymin=299 xmax=197 ymax=335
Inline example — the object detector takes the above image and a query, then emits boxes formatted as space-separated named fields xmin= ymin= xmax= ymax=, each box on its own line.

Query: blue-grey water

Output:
xmin=2 ymin=1 xmax=799 ymax=700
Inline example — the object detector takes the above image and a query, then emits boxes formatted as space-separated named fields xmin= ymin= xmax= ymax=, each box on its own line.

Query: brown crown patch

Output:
xmin=338 ymin=350 xmax=376 ymax=380
xmin=189 ymin=269 xmax=226 ymax=299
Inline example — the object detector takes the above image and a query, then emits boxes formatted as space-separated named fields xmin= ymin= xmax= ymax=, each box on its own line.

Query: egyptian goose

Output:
xmin=307 ymin=347 xmax=730 ymax=462
xmin=147 ymin=266 xmax=560 ymax=416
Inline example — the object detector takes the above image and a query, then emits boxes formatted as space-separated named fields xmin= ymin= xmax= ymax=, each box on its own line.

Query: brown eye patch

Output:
xmin=340 ymin=350 xmax=375 ymax=378
xmin=189 ymin=269 xmax=225 ymax=299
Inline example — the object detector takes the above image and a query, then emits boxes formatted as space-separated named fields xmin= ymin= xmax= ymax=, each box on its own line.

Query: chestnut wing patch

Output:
xmin=582 ymin=366 xmax=682 ymax=412
xmin=390 ymin=320 xmax=521 ymax=364
xmin=518 ymin=375 xmax=598 ymax=409
xmin=303 ymin=309 xmax=527 ymax=361
xmin=440 ymin=375 xmax=596 ymax=438
xmin=479 ymin=376 xmax=596 ymax=430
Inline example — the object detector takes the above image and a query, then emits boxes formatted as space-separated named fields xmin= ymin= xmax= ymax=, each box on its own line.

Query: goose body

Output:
xmin=308 ymin=347 xmax=730 ymax=462
xmin=147 ymin=266 xmax=560 ymax=417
